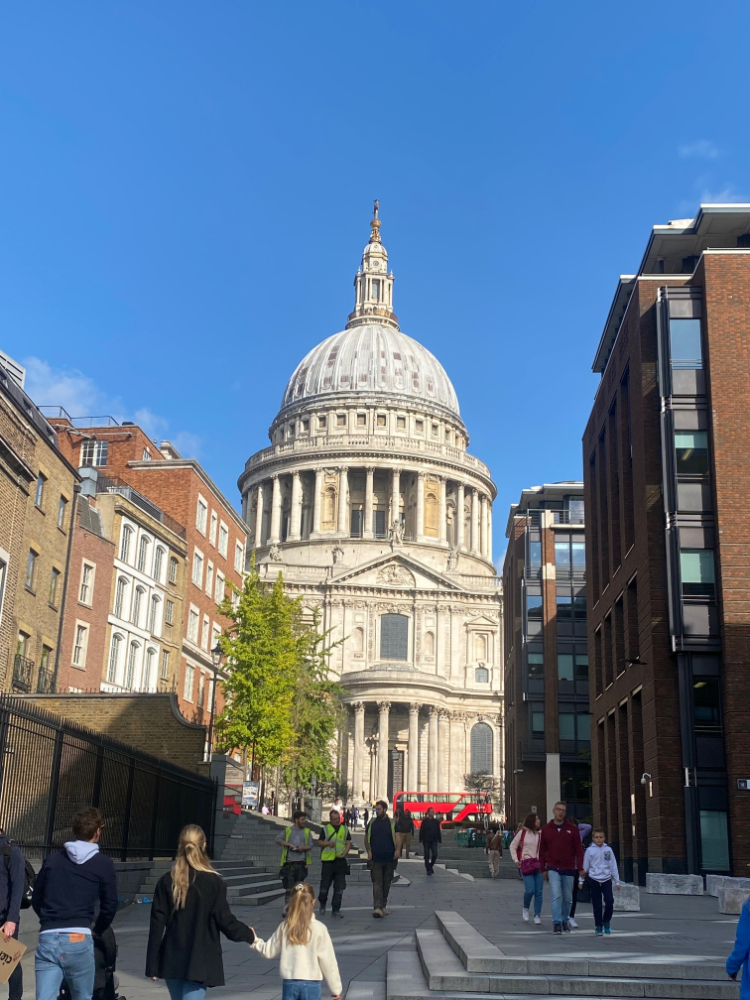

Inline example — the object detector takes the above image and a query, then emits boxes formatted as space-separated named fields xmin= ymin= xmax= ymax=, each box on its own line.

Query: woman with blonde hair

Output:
xmin=146 ymin=824 xmax=255 ymax=1000
xmin=252 ymin=882 xmax=342 ymax=1000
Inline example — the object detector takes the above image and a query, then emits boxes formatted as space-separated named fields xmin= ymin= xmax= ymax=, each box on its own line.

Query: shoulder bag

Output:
xmin=518 ymin=829 xmax=541 ymax=875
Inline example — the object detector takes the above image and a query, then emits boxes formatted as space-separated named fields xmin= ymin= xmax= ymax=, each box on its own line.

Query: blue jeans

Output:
xmin=547 ymin=869 xmax=574 ymax=925
xmin=522 ymin=870 xmax=544 ymax=916
xmin=35 ymin=932 xmax=95 ymax=1000
xmin=282 ymin=982 xmax=322 ymax=1000
xmin=165 ymin=980 xmax=207 ymax=1000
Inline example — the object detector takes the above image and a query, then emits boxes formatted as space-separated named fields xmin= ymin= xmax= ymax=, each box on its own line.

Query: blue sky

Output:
xmin=2 ymin=2 xmax=749 ymax=565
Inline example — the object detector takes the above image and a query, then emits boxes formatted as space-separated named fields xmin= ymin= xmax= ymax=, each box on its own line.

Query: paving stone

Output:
xmin=645 ymin=874 xmax=703 ymax=895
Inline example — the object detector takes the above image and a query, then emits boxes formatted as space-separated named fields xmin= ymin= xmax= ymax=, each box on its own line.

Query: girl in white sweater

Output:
xmin=251 ymin=882 xmax=342 ymax=1000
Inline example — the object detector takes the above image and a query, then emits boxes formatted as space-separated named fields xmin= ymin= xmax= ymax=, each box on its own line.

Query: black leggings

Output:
xmin=589 ymin=877 xmax=615 ymax=927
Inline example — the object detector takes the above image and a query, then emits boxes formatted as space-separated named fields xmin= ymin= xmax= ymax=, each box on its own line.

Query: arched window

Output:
xmin=475 ymin=665 xmax=489 ymax=683
xmin=424 ymin=490 xmax=439 ymax=538
xmin=120 ymin=525 xmax=133 ymax=562
xmin=137 ymin=535 xmax=151 ymax=573
xmin=126 ymin=641 xmax=139 ymax=689
xmin=114 ymin=577 xmax=128 ymax=619
xmin=424 ymin=631 xmax=435 ymax=657
xmin=107 ymin=634 xmax=122 ymax=683
xmin=132 ymin=586 xmax=145 ymax=627
xmin=153 ymin=546 xmax=165 ymax=581
xmin=149 ymin=594 xmax=161 ymax=635
xmin=380 ymin=614 xmax=408 ymax=661
xmin=474 ymin=633 xmax=487 ymax=661
xmin=470 ymin=722 xmax=493 ymax=773
xmin=143 ymin=648 xmax=156 ymax=690
xmin=352 ymin=627 xmax=364 ymax=653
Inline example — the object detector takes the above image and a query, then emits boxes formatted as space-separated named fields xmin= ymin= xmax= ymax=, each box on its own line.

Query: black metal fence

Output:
xmin=0 ymin=695 xmax=216 ymax=860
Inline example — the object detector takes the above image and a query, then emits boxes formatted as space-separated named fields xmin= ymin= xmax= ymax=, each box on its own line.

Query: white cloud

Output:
xmin=678 ymin=140 xmax=719 ymax=160
xmin=22 ymin=355 xmax=201 ymax=457
xmin=698 ymin=184 xmax=749 ymax=204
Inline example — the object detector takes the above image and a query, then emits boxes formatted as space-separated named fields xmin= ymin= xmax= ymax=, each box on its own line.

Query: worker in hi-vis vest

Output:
xmin=364 ymin=800 xmax=402 ymax=918
xmin=317 ymin=808 xmax=352 ymax=918
xmin=275 ymin=810 xmax=312 ymax=910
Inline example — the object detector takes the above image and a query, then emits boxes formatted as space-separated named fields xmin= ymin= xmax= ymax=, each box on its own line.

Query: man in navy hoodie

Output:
xmin=0 ymin=827 xmax=26 ymax=1000
xmin=32 ymin=807 xmax=118 ymax=1000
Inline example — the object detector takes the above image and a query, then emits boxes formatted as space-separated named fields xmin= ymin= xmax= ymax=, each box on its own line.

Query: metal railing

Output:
xmin=36 ymin=667 xmax=55 ymax=694
xmin=95 ymin=473 xmax=186 ymax=539
xmin=552 ymin=510 xmax=585 ymax=525
xmin=12 ymin=655 xmax=33 ymax=693
xmin=0 ymin=695 xmax=216 ymax=860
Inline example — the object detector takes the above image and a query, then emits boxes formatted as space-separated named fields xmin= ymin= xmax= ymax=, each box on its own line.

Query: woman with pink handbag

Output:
xmin=509 ymin=814 xmax=543 ymax=925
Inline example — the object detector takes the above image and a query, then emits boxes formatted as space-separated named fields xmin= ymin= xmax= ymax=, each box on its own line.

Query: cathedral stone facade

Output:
xmin=238 ymin=206 xmax=503 ymax=805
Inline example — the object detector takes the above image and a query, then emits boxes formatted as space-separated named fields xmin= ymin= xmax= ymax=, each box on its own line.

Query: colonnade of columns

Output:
xmin=248 ymin=465 xmax=493 ymax=559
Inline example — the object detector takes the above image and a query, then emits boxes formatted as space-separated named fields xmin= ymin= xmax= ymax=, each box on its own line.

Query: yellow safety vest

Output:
xmin=281 ymin=825 xmax=311 ymax=865
xmin=320 ymin=823 xmax=348 ymax=862
xmin=364 ymin=817 xmax=397 ymax=853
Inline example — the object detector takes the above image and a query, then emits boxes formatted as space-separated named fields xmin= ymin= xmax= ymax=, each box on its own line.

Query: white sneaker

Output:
xmin=568 ymin=918 xmax=578 ymax=928
xmin=522 ymin=908 xmax=530 ymax=922
xmin=533 ymin=915 xmax=541 ymax=925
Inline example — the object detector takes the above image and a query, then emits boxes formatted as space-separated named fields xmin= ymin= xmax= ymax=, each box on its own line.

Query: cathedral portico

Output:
xmin=239 ymin=204 xmax=503 ymax=807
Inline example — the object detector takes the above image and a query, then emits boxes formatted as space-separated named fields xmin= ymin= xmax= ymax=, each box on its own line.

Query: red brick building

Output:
xmin=583 ymin=204 xmax=750 ymax=880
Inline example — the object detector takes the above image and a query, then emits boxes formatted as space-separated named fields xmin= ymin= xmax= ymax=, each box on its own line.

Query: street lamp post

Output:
xmin=207 ymin=641 xmax=223 ymax=762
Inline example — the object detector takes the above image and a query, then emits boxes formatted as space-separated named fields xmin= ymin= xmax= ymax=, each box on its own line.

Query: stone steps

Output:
xmin=384 ymin=910 xmax=740 ymax=1000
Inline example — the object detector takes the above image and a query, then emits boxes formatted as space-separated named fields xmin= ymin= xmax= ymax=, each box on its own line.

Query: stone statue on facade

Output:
xmin=389 ymin=519 xmax=404 ymax=549
xmin=331 ymin=543 xmax=345 ymax=566
xmin=446 ymin=548 xmax=459 ymax=571
xmin=268 ymin=543 xmax=282 ymax=562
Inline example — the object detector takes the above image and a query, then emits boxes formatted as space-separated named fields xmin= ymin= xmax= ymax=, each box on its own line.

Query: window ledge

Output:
xmin=35 ymin=505 xmax=46 ymax=515
xmin=25 ymin=586 xmax=36 ymax=596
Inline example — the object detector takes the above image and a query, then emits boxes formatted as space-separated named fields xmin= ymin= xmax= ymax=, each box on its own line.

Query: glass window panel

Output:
xmin=528 ymin=541 xmax=542 ymax=568
xmin=559 ymin=713 xmax=575 ymax=740
xmin=380 ymin=614 xmax=408 ymax=660
xmin=526 ymin=594 xmax=543 ymax=620
xmin=670 ymin=318 xmax=703 ymax=365
xmin=557 ymin=654 xmax=574 ymax=681
xmin=556 ymin=594 xmax=572 ymax=619
xmin=699 ymin=810 xmax=730 ymax=871
xmin=675 ymin=431 xmax=709 ymax=475
xmin=575 ymin=654 xmax=589 ymax=679
xmin=680 ymin=549 xmax=716 ymax=596
xmin=571 ymin=542 xmax=586 ymax=570
xmin=694 ymin=678 xmax=721 ymax=729
xmin=531 ymin=711 xmax=545 ymax=736
xmin=576 ymin=714 xmax=590 ymax=741
xmin=573 ymin=595 xmax=587 ymax=619
xmin=527 ymin=653 xmax=544 ymax=678
xmin=554 ymin=541 xmax=570 ymax=570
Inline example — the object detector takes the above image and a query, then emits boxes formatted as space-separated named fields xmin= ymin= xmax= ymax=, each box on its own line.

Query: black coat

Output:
xmin=146 ymin=870 xmax=254 ymax=987
xmin=419 ymin=817 xmax=442 ymax=844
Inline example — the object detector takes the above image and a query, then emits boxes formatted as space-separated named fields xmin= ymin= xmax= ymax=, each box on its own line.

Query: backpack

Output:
xmin=2 ymin=843 xmax=36 ymax=909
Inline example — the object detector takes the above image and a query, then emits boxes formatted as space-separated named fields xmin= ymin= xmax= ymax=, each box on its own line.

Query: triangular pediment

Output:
xmin=329 ymin=551 xmax=464 ymax=591
xmin=467 ymin=614 xmax=500 ymax=627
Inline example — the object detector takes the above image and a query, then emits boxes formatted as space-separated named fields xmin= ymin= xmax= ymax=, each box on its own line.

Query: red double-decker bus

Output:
xmin=392 ymin=790 xmax=492 ymax=827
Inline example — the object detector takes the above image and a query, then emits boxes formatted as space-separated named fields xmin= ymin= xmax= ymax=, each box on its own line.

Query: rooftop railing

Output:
xmin=95 ymin=473 xmax=186 ymax=538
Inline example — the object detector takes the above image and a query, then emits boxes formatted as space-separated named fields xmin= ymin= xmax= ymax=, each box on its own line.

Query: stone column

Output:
xmin=378 ymin=701 xmax=391 ymax=801
xmin=352 ymin=702 xmax=365 ymax=803
xmin=269 ymin=475 xmax=282 ymax=544
xmin=290 ymin=472 xmax=302 ymax=541
xmin=439 ymin=477 xmax=447 ymax=544
xmin=417 ymin=473 xmax=425 ymax=541
xmin=471 ymin=488 xmax=480 ymax=555
xmin=487 ymin=503 xmax=493 ymax=560
xmin=253 ymin=482 xmax=264 ymax=548
xmin=364 ymin=467 xmax=374 ymax=539
xmin=456 ymin=482 xmax=465 ymax=550
xmin=312 ymin=469 xmax=323 ymax=535
xmin=391 ymin=468 xmax=400 ymax=527
xmin=337 ymin=467 xmax=348 ymax=536
xmin=480 ymin=495 xmax=488 ymax=557
xmin=408 ymin=704 xmax=420 ymax=790
xmin=428 ymin=707 xmax=439 ymax=789
xmin=438 ymin=711 xmax=450 ymax=789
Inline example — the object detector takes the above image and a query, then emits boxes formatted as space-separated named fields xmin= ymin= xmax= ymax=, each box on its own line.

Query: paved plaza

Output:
xmin=14 ymin=857 xmax=742 ymax=1000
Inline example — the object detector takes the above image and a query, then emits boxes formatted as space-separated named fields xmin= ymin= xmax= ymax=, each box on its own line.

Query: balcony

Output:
xmin=12 ymin=654 xmax=33 ymax=693
xmin=36 ymin=666 xmax=55 ymax=694
xmin=553 ymin=510 xmax=585 ymax=525
xmin=95 ymin=473 xmax=186 ymax=539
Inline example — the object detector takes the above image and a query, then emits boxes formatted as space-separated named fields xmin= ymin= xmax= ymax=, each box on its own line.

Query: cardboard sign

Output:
xmin=0 ymin=937 xmax=26 ymax=984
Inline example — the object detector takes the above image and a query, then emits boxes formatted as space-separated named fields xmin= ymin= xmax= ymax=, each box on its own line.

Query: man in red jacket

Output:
xmin=539 ymin=801 xmax=584 ymax=934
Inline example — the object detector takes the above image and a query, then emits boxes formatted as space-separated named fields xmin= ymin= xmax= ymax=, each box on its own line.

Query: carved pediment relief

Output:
xmin=377 ymin=563 xmax=415 ymax=587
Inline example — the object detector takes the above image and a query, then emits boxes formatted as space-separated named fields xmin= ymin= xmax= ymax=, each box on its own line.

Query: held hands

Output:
xmin=1 ymin=922 xmax=16 ymax=940
xmin=616 ymin=885 xmax=622 ymax=892
xmin=542 ymin=871 xmax=549 ymax=882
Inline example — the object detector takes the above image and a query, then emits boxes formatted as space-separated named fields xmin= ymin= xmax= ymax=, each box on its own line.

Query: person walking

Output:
xmin=252 ymin=883 xmax=342 ymax=1000
xmin=485 ymin=825 xmax=503 ymax=880
xmin=396 ymin=810 xmax=415 ymax=859
xmin=362 ymin=807 xmax=369 ymax=828
xmin=567 ymin=817 xmax=592 ymax=928
xmin=510 ymin=814 xmax=543 ymax=924
xmin=419 ymin=808 xmax=442 ymax=876
xmin=350 ymin=806 xmax=359 ymax=830
xmin=0 ymin=826 xmax=27 ymax=1000
xmin=364 ymin=801 xmax=401 ymax=918
xmin=581 ymin=828 xmax=621 ymax=936
xmin=539 ymin=801 xmax=584 ymax=934
xmin=276 ymin=812 xmax=313 ymax=911
xmin=146 ymin=824 xmax=255 ymax=1000
xmin=32 ymin=807 xmax=118 ymax=1000
xmin=727 ymin=896 xmax=750 ymax=998
xmin=317 ymin=809 xmax=351 ymax=919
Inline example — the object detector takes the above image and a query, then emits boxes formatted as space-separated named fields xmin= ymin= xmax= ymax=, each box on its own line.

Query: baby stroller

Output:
xmin=58 ymin=927 xmax=125 ymax=1000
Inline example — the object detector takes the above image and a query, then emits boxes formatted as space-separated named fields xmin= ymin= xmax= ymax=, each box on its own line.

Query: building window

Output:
xmin=694 ymin=677 xmax=722 ymax=732
xmin=144 ymin=648 xmax=156 ymax=689
xmin=132 ymin=586 xmax=145 ymax=627
xmin=37 ymin=646 xmax=52 ymax=691
xmin=201 ymin=616 xmax=209 ymax=650
xmin=35 ymin=473 xmax=46 ymax=508
xmin=554 ymin=536 xmax=586 ymax=573
xmin=142 ymin=448 xmax=151 ymax=460
xmin=169 ymin=556 xmax=178 ymax=584
xmin=192 ymin=550 xmax=204 ymax=587
xmin=165 ymin=598 xmax=174 ymax=625
xmin=0 ymin=550 xmax=9 ymax=626
xmin=215 ymin=571 xmax=225 ymax=604
xmin=531 ymin=706 xmax=545 ymax=737
xmin=126 ymin=641 xmax=139 ymax=689
xmin=234 ymin=542 xmax=244 ymax=573
xmin=680 ymin=549 xmax=716 ymax=598
xmin=72 ymin=624 xmax=88 ymax=667
xmin=371 ymin=278 xmax=380 ymax=301
xmin=79 ymin=563 xmax=93 ymax=605
xmin=196 ymin=498 xmax=208 ymax=534
xmin=397 ymin=415 xmax=406 ymax=429
xmin=356 ymin=413 xmax=366 ymax=426
xmin=376 ymin=413 xmax=386 ymax=427
xmin=218 ymin=523 xmax=228 ymax=557
xmin=559 ymin=709 xmax=590 ymax=742
xmin=475 ymin=665 xmax=489 ymax=683
xmin=107 ymin=634 xmax=122 ymax=683
xmin=473 ymin=633 xmax=487 ymax=661
xmin=415 ymin=419 xmax=424 ymax=433
xmin=210 ymin=511 xmax=218 ymax=545
xmin=120 ymin=524 xmax=133 ymax=563
xmin=700 ymin=810 xmax=730 ymax=871
xmin=206 ymin=560 xmax=214 ymax=597
xmin=380 ymin=613 xmax=408 ymax=661
xmin=350 ymin=509 xmax=363 ymax=538
xmin=670 ymin=317 xmax=703 ymax=368
xmin=188 ymin=608 xmax=199 ymax=642
xmin=114 ymin=577 xmax=127 ymax=618
xmin=431 ymin=423 xmax=439 ymax=438
xmin=137 ymin=536 xmax=151 ymax=573
xmin=527 ymin=652 xmax=544 ymax=679
xmin=675 ymin=431 xmax=709 ymax=475
xmin=57 ymin=495 xmax=68 ymax=529
xmin=153 ymin=546 xmax=165 ymax=582
xmin=197 ymin=674 xmax=205 ymax=708
xmin=318 ymin=415 xmax=327 ymax=430
xmin=372 ymin=509 xmax=386 ymax=539
xmin=149 ymin=594 xmax=160 ymax=634
xmin=526 ymin=593 xmax=543 ymax=620
xmin=470 ymin=722 xmax=493 ymax=772
xmin=336 ymin=413 xmax=346 ymax=427
xmin=81 ymin=440 xmax=109 ymax=467
xmin=160 ymin=649 xmax=170 ymax=679
xmin=25 ymin=549 xmax=38 ymax=591
xmin=48 ymin=568 xmax=60 ymax=607
xmin=528 ymin=541 xmax=542 ymax=569
xmin=184 ymin=664 xmax=195 ymax=702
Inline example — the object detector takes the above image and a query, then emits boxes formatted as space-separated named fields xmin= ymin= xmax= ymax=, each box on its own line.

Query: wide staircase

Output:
xmin=386 ymin=910 xmax=740 ymax=999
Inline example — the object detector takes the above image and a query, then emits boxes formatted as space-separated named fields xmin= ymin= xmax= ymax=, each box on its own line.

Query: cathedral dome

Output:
xmin=281 ymin=324 xmax=460 ymax=416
